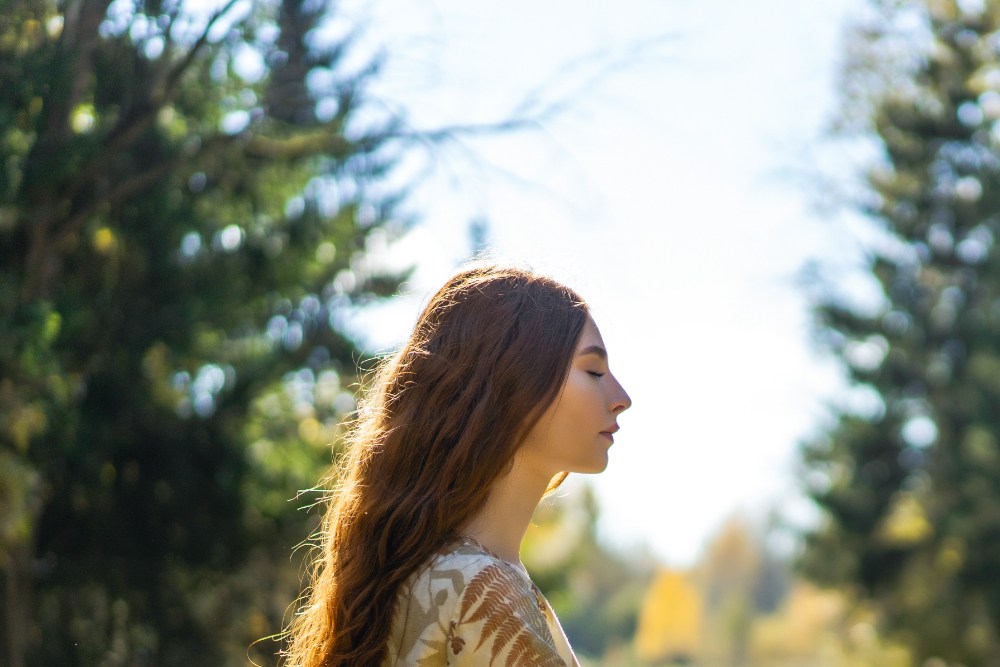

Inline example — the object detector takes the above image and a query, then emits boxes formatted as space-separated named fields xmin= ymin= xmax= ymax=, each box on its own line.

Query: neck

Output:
xmin=462 ymin=455 xmax=553 ymax=565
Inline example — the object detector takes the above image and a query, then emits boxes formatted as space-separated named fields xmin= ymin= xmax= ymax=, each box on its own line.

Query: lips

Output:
xmin=599 ymin=424 xmax=619 ymax=442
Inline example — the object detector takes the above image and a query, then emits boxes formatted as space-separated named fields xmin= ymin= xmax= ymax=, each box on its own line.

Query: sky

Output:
xmin=324 ymin=0 xmax=886 ymax=565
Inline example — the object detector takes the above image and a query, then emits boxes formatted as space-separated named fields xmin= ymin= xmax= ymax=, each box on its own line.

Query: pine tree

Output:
xmin=802 ymin=2 xmax=1000 ymax=665
xmin=0 ymin=1 xmax=407 ymax=664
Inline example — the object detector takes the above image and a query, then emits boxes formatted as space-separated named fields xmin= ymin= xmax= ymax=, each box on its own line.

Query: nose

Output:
xmin=609 ymin=374 xmax=631 ymax=415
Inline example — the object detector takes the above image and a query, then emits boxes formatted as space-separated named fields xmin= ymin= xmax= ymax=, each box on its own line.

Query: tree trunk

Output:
xmin=1 ymin=544 xmax=31 ymax=667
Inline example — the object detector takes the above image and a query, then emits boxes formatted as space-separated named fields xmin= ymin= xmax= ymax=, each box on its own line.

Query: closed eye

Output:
xmin=587 ymin=371 xmax=606 ymax=378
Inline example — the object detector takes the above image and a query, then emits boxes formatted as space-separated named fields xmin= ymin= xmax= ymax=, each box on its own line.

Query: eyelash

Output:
xmin=588 ymin=371 xmax=605 ymax=378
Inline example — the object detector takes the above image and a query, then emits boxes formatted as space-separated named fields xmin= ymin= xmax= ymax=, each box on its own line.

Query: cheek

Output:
xmin=550 ymin=382 xmax=610 ymax=473
xmin=551 ymin=375 xmax=604 ymax=446
xmin=521 ymin=372 xmax=610 ymax=474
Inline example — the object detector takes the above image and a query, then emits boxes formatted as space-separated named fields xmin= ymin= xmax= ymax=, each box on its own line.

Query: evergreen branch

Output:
xmin=241 ymin=117 xmax=535 ymax=164
xmin=244 ymin=131 xmax=359 ymax=160
xmin=60 ymin=164 xmax=176 ymax=239
xmin=53 ymin=0 xmax=245 ymax=241
xmin=102 ymin=0 xmax=243 ymax=156
xmin=45 ymin=0 xmax=115 ymax=141
xmin=56 ymin=125 xmax=249 ymax=246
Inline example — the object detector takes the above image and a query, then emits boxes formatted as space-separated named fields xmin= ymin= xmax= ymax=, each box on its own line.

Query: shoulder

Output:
xmin=390 ymin=539 xmax=573 ymax=667
xmin=443 ymin=542 xmax=568 ymax=666
xmin=429 ymin=540 xmax=543 ymax=615
xmin=432 ymin=540 xmax=504 ymax=577
xmin=411 ymin=540 xmax=506 ymax=600
xmin=386 ymin=540 xmax=505 ymax=666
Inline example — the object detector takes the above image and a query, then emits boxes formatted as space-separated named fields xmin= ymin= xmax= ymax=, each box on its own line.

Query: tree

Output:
xmin=631 ymin=517 xmax=790 ymax=666
xmin=634 ymin=569 xmax=703 ymax=664
xmin=801 ymin=2 xmax=1000 ymax=665
xmin=0 ymin=0 xmax=407 ymax=664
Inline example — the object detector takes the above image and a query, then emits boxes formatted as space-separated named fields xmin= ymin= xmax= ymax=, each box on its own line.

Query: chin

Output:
xmin=573 ymin=453 xmax=609 ymax=475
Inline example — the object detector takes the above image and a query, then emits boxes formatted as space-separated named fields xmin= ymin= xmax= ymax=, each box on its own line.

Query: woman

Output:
xmin=284 ymin=263 xmax=631 ymax=667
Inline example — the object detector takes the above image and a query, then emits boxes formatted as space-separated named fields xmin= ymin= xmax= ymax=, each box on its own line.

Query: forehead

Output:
xmin=576 ymin=318 xmax=605 ymax=351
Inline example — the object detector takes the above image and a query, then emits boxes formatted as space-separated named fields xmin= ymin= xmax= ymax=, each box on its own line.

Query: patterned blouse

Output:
xmin=383 ymin=537 xmax=580 ymax=667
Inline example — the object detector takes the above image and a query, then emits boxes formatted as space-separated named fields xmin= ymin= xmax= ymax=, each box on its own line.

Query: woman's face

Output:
xmin=518 ymin=317 xmax=632 ymax=478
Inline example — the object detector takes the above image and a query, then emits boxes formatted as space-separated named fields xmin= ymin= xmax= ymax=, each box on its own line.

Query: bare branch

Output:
xmin=102 ymin=0 xmax=243 ymax=155
xmin=508 ymin=34 xmax=676 ymax=120
xmin=161 ymin=0 xmax=243 ymax=104
xmin=159 ymin=2 xmax=185 ymax=68
xmin=390 ymin=119 xmax=537 ymax=144
xmin=374 ymin=34 xmax=677 ymax=150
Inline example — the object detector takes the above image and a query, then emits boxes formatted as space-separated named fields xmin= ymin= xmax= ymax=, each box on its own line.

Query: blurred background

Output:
xmin=4 ymin=0 xmax=1000 ymax=665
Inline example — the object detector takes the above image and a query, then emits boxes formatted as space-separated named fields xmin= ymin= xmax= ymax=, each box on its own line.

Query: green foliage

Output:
xmin=802 ymin=2 xmax=1000 ymax=665
xmin=0 ymin=0 xmax=408 ymax=664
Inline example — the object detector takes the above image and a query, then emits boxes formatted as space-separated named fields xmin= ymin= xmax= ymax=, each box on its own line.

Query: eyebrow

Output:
xmin=578 ymin=345 xmax=607 ymax=360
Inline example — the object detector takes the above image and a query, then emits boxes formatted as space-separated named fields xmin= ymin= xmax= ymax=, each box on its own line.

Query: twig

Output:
xmin=101 ymin=0 xmax=243 ymax=156
xmin=59 ymin=164 xmax=176 ymax=239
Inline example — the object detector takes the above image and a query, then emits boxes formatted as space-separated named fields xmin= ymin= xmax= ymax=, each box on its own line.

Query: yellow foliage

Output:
xmin=625 ymin=515 xmax=923 ymax=667
xmin=968 ymin=66 xmax=1000 ymax=95
xmin=934 ymin=537 xmax=966 ymax=576
xmin=298 ymin=417 xmax=323 ymax=444
xmin=92 ymin=227 xmax=117 ymax=254
xmin=42 ymin=311 xmax=61 ymax=344
xmin=925 ymin=0 xmax=957 ymax=21
xmin=157 ymin=106 xmax=188 ymax=142
xmin=964 ymin=624 xmax=993 ymax=654
xmin=963 ymin=426 xmax=999 ymax=466
xmin=194 ymin=326 xmax=224 ymax=356
xmin=6 ymin=402 xmax=47 ymax=452
xmin=634 ymin=569 xmax=703 ymax=663
xmin=748 ymin=584 xmax=913 ymax=667
xmin=878 ymin=492 xmax=932 ymax=546
xmin=0 ymin=451 xmax=40 ymax=562
xmin=71 ymin=103 xmax=96 ymax=134
xmin=749 ymin=582 xmax=845 ymax=660
xmin=827 ymin=620 xmax=913 ymax=667
xmin=16 ymin=18 xmax=43 ymax=54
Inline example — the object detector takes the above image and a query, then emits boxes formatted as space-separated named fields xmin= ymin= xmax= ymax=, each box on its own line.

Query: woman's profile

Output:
xmin=283 ymin=263 xmax=631 ymax=667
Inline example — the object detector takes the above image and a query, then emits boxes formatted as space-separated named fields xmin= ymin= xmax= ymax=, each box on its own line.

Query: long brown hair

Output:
xmin=282 ymin=263 xmax=589 ymax=667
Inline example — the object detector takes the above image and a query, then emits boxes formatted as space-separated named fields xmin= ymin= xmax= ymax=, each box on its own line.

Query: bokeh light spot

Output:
xmin=220 ymin=110 xmax=250 ymax=135
xmin=181 ymin=232 xmax=201 ymax=258
xmin=902 ymin=416 xmax=938 ymax=448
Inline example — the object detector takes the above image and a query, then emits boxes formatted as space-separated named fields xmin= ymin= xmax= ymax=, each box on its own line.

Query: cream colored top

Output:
xmin=384 ymin=537 xmax=580 ymax=667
